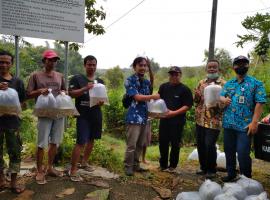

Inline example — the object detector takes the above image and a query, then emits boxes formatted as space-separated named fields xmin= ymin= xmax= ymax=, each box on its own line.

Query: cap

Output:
xmin=233 ymin=55 xmax=249 ymax=65
xmin=168 ymin=66 xmax=181 ymax=73
xmin=42 ymin=50 xmax=60 ymax=60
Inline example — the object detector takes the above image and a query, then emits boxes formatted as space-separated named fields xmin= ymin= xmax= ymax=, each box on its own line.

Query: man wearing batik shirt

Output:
xmin=220 ymin=56 xmax=266 ymax=182
xmin=194 ymin=59 xmax=226 ymax=179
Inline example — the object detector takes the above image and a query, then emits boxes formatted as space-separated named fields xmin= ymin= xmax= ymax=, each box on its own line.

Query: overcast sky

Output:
xmin=26 ymin=0 xmax=270 ymax=69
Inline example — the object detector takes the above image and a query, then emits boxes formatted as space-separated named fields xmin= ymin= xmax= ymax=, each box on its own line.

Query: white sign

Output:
xmin=0 ymin=0 xmax=85 ymax=43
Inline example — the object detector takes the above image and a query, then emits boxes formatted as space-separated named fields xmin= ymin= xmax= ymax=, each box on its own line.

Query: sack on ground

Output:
xmin=223 ymin=183 xmax=247 ymax=200
xmin=55 ymin=92 xmax=79 ymax=118
xmin=0 ymin=88 xmax=21 ymax=116
xmin=176 ymin=191 xmax=201 ymax=200
xmin=244 ymin=192 xmax=268 ymax=200
xmin=89 ymin=83 xmax=109 ymax=107
xmin=33 ymin=89 xmax=57 ymax=118
xmin=237 ymin=175 xmax=264 ymax=196
xmin=188 ymin=149 xmax=199 ymax=161
xmin=199 ymin=180 xmax=222 ymax=200
xmin=214 ymin=193 xmax=238 ymax=200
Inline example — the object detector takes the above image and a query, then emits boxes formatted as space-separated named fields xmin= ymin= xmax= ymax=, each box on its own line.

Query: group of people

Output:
xmin=0 ymin=49 xmax=104 ymax=192
xmin=123 ymin=55 xmax=267 ymax=184
xmin=0 ymin=49 xmax=267 ymax=194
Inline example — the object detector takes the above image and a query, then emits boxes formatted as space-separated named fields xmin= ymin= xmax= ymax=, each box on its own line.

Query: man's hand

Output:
xmin=245 ymin=121 xmax=259 ymax=135
xmin=162 ymin=110 xmax=176 ymax=118
xmin=38 ymin=88 xmax=49 ymax=96
xmin=220 ymin=96 xmax=231 ymax=106
xmin=84 ymin=82 xmax=94 ymax=91
xmin=0 ymin=82 xmax=8 ymax=90
xmin=97 ymin=101 xmax=104 ymax=106
xmin=151 ymin=94 xmax=160 ymax=100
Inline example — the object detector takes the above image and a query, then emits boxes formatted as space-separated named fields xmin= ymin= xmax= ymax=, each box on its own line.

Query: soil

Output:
xmin=0 ymin=159 xmax=269 ymax=200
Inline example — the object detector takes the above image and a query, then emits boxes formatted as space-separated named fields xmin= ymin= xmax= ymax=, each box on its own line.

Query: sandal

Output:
xmin=80 ymin=163 xmax=94 ymax=172
xmin=35 ymin=173 xmax=47 ymax=185
xmin=10 ymin=185 xmax=25 ymax=194
xmin=68 ymin=171 xmax=83 ymax=182
xmin=46 ymin=168 xmax=64 ymax=177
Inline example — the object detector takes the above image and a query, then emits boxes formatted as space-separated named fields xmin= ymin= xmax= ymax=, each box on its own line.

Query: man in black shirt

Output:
xmin=158 ymin=66 xmax=193 ymax=172
xmin=0 ymin=50 xmax=25 ymax=193
xmin=68 ymin=55 xmax=104 ymax=181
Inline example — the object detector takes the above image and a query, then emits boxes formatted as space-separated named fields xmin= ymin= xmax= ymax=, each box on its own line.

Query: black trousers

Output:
xmin=159 ymin=121 xmax=184 ymax=169
xmin=195 ymin=124 xmax=220 ymax=173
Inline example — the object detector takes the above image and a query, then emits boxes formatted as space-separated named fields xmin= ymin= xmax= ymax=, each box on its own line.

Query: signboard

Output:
xmin=0 ymin=0 xmax=85 ymax=43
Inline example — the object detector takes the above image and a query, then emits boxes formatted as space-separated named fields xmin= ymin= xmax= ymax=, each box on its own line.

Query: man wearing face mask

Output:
xmin=220 ymin=56 xmax=266 ymax=182
xmin=194 ymin=59 xmax=226 ymax=179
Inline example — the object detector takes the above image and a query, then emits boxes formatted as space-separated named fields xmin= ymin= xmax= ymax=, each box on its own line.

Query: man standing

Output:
xmin=194 ymin=59 xmax=226 ymax=178
xmin=68 ymin=55 xmax=104 ymax=181
xmin=158 ymin=66 xmax=193 ymax=172
xmin=0 ymin=50 xmax=25 ymax=193
xmin=27 ymin=50 xmax=66 ymax=184
xmin=220 ymin=56 xmax=266 ymax=182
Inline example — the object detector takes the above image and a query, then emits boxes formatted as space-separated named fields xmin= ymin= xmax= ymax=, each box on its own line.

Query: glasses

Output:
xmin=47 ymin=58 xmax=58 ymax=62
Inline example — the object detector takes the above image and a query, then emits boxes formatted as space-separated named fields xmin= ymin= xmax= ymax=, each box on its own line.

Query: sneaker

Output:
xmin=159 ymin=166 xmax=168 ymax=171
xmin=221 ymin=175 xmax=237 ymax=182
xmin=196 ymin=169 xmax=206 ymax=175
xmin=125 ymin=167 xmax=134 ymax=176
xmin=205 ymin=173 xmax=216 ymax=179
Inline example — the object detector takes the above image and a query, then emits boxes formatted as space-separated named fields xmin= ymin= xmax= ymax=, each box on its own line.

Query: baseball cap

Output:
xmin=42 ymin=50 xmax=60 ymax=60
xmin=233 ymin=55 xmax=249 ymax=65
xmin=168 ymin=66 xmax=182 ymax=73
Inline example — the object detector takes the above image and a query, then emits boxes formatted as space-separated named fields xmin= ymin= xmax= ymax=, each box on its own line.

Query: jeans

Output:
xmin=224 ymin=128 xmax=252 ymax=178
xmin=196 ymin=124 xmax=220 ymax=173
xmin=159 ymin=121 xmax=184 ymax=169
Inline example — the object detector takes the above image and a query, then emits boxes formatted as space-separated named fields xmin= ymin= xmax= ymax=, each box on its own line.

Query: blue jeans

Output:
xmin=224 ymin=128 xmax=252 ymax=178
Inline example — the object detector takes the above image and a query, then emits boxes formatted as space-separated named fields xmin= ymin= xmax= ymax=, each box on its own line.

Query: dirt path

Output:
xmin=0 ymin=159 xmax=269 ymax=200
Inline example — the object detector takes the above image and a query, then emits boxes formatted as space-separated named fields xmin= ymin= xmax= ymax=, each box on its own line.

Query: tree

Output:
xmin=204 ymin=48 xmax=232 ymax=75
xmin=104 ymin=66 xmax=124 ymax=89
xmin=236 ymin=13 xmax=270 ymax=62
xmin=148 ymin=58 xmax=160 ymax=73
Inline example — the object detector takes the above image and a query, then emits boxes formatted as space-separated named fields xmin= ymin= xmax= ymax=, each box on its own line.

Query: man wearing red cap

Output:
xmin=27 ymin=49 xmax=66 ymax=184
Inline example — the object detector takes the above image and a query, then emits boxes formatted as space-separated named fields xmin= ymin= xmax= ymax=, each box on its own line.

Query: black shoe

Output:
xmin=221 ymin=175 xmax=237 ymax=182
xmin=134 ymin=166 xmax=148 ymax=172
xmin=125 ymin=167 xmax=134 ymax=176
xmin=196 ymin=169 xmax=206 ymax=175
xmin=159 ymin=166 xmax=168 ymax=171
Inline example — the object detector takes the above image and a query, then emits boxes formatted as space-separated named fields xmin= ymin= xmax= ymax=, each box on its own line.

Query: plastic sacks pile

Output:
xmin=0 ymin=88 xmax=21 ymax=116
xmin=187 ymin=147 xmax=239 ymax=169
xmin=176 ymin=176 xmax=268 ymax=200
xmin=33 ymin=89 xmax=79 ymax=118
xmin=89 ymin=83 xmax=109 ymax=108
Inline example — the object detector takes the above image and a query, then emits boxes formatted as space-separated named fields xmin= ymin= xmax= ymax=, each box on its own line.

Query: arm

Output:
xmin=133 ymin=93 xmax=160 ymax=102
xmin=194 ymin=82 xmax=202 ymax=104
xmin=246 ymin=103 xmax=264 ymax=135
xmin=164 ymin=105 xmax=191 ymax=118
xmin=26 ymin=74 xmax=49 ymax=98
xmin=69 ymin=83 xmax=93 ymax=98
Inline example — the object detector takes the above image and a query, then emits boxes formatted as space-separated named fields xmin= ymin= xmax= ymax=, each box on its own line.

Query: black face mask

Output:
xmin=235 ymin=66 xmax=248 ymax=75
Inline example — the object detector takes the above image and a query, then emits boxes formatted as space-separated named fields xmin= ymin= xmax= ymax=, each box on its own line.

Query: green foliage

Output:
xmin=236 ymin=13 xmax=270 ymax=62
xmin=103 ymin=89 xmax=126 ymax=137
xmin=103 ymin=66 xmax=124 ymax=89
xmin=20 ymin=109 xmax=37 ymax=143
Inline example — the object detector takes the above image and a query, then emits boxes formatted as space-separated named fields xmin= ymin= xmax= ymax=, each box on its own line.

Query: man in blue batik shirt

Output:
xmin=123 ymin=57 xmax=159 ymax=176
xmin=220 ymin=55 xmax=266 ymax=182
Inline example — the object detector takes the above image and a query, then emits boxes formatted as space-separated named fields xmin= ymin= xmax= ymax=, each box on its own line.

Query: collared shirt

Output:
xmin=125 ymin=74 xmax=151 ymax=125
xmin=220 ymin=75 xmax=266 ymax=131
xmin=194 ymin=77 xmax=226 ymax=130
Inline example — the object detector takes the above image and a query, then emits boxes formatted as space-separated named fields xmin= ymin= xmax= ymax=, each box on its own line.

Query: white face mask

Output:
xmin=207 ymin=73 xmax=219 ymax=79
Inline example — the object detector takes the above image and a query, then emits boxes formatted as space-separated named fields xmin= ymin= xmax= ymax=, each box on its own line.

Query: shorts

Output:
xmin=37 ymin=117 xmax=65 ymax=148
xmin=76 ymin=116 xmax=102 ymax=145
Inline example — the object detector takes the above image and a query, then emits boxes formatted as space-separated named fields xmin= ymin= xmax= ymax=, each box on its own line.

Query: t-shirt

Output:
xmin=158 ymin=82 xmax=193 ymax=124
xmin=69 ymin=74 xmax=104 ymax=119
xmin=0 ymin=76 xmax=25 ymax=130
xmin=27 ymin=71 xmax=66 ymax=97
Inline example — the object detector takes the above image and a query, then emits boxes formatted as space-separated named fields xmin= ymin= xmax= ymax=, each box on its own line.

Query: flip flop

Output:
xmin=35 ymin=174 xmax=47 ymax=185
xmin=68 ymin=171 xmax=83 ymax=182
xmin=10 ymin=185 xmax=25 ymax=194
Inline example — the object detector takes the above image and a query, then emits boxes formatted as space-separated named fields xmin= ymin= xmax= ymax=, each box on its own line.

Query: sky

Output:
xmin=25 ymin=0 xmax=270 ymax=69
